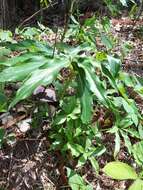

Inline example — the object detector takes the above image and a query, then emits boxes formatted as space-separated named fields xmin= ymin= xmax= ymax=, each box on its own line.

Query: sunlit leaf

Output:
xmin=89 ymin=156 xmax=99 ymax=174
xmin=78 ymin=61 xmax=109 ymax=107
xmin=77 ymin=67 xmax=93 ymax=124
xmin=10 ymin=58 xmax=70 ymax=107
xmin=129 ymin=179 xmax=143 ymax=190
xmin=132 ymin=140 xmax=143 ymax=166
xmin=121 ymin=131 xmax=132 ymax=154
xmin=103 ymin=161 xmax=138 ymax=180
xmin=67 ymin=168 xmax=93 ymax=190
xmin=66 ymin=143 xmax=84 ymax=157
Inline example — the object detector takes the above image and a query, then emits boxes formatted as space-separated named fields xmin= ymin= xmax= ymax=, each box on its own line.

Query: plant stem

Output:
xmin=52 ymin=26 xmax=59 ymax=58
xmin=61 ymin=0 xmax=76 ymax=42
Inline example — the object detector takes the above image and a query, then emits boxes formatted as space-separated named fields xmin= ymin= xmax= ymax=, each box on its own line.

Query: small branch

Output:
xmin=18 ymin=2 xmax=58 ymax=29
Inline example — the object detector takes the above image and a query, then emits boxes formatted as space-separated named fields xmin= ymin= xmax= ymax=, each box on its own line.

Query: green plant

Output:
xmin=0 ymin=30 xmax=13 ymax=42
xmin=132 ymin=140 xmax=143 ymax=166
xmin=0 ymin=16 xmax=143 ymax=189
xmin=103 ymin=161 xmax=143 ymax=190
xmin=67 ymin=168 xmax=93 ymax=190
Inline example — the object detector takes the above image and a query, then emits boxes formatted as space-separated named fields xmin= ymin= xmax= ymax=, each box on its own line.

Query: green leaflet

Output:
xmin=1 ymin=39 xmax=53 ymax=53
xmin=121 ymin=131 xmax=132 ymax=155
xmin=66 ymin=143 xmax=84 ymax=157
xmin=101 ymin=62 xmax=117 ymax=89
xmin=0 ymin=59 xmax=48 ymax=82
xmin=132 ymin=141 xmax=143 ymax=166
xmin=129 ymin=179 xmax=143 ymax=190
xmin=89 ymin=156 xmax=99 ymax=174
xmin=78 ymin=61 xmax=109 ymax=107
xmin=121 ymin=98 xmax=139 ymax=126
xmin=0 ymin=53 xmax=44 ymax=66
xmin=10 ymin=58 xmax=70 ymax=107
xmin=76 ymin=67 xmax=93 ymax=124
xmin=103 ymin=161 xmax=138 ymax=180
xmin=107 ymin=55 xmax=121 ymax=78
xmin=101 ymin=34 xmax=113 ymax=49
xmin=67 ymin=168 xmax=93 ymax=190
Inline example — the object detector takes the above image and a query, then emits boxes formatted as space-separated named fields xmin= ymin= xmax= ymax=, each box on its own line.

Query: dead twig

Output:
xmin=18 ymin=2 xmax=58 ymax=29
xmin=5 ymin=150 xmax=14 ymax=189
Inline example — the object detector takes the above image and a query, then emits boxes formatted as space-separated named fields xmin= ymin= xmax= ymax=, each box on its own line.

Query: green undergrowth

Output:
xmin=0 ymin=16 xmax=143 ymax=190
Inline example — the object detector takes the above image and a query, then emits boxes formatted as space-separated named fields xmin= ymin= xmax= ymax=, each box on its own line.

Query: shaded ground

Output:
xmin=0 ymin=126 xmax=134 ymax=190
xmin=0 ymin=139 xmax=57 ymax=190
xmin=0 ymin=131 xmax=133 ymax=190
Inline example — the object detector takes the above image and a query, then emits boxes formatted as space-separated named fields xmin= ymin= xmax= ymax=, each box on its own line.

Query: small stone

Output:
xmin=17 ymin=118 xmax=31 ymax=133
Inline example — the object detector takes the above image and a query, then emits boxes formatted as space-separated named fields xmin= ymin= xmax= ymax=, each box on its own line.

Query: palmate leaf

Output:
xmin=0 ymin=40 xmax=35 ymax=51
xmin=10 ymin=58 xmax=70 ymax=107
xmin=0 ymin=38 xmax=56 ymax=82
xmin=0 ymin=58 xmax=48 ymax=82
xmin=0 ymin=53 xmax=43 ymax=66
xmin=78 ymin=61 xmax=109 ymax=108
xmin=0 ymin=55 xmax=64 ymax=82
xmin=0 ymin=39 xmax=53 ymax=53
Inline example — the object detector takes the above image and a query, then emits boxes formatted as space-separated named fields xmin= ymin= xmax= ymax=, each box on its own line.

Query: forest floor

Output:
xmin=1 ymin=17 xmax=143 ymax=190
